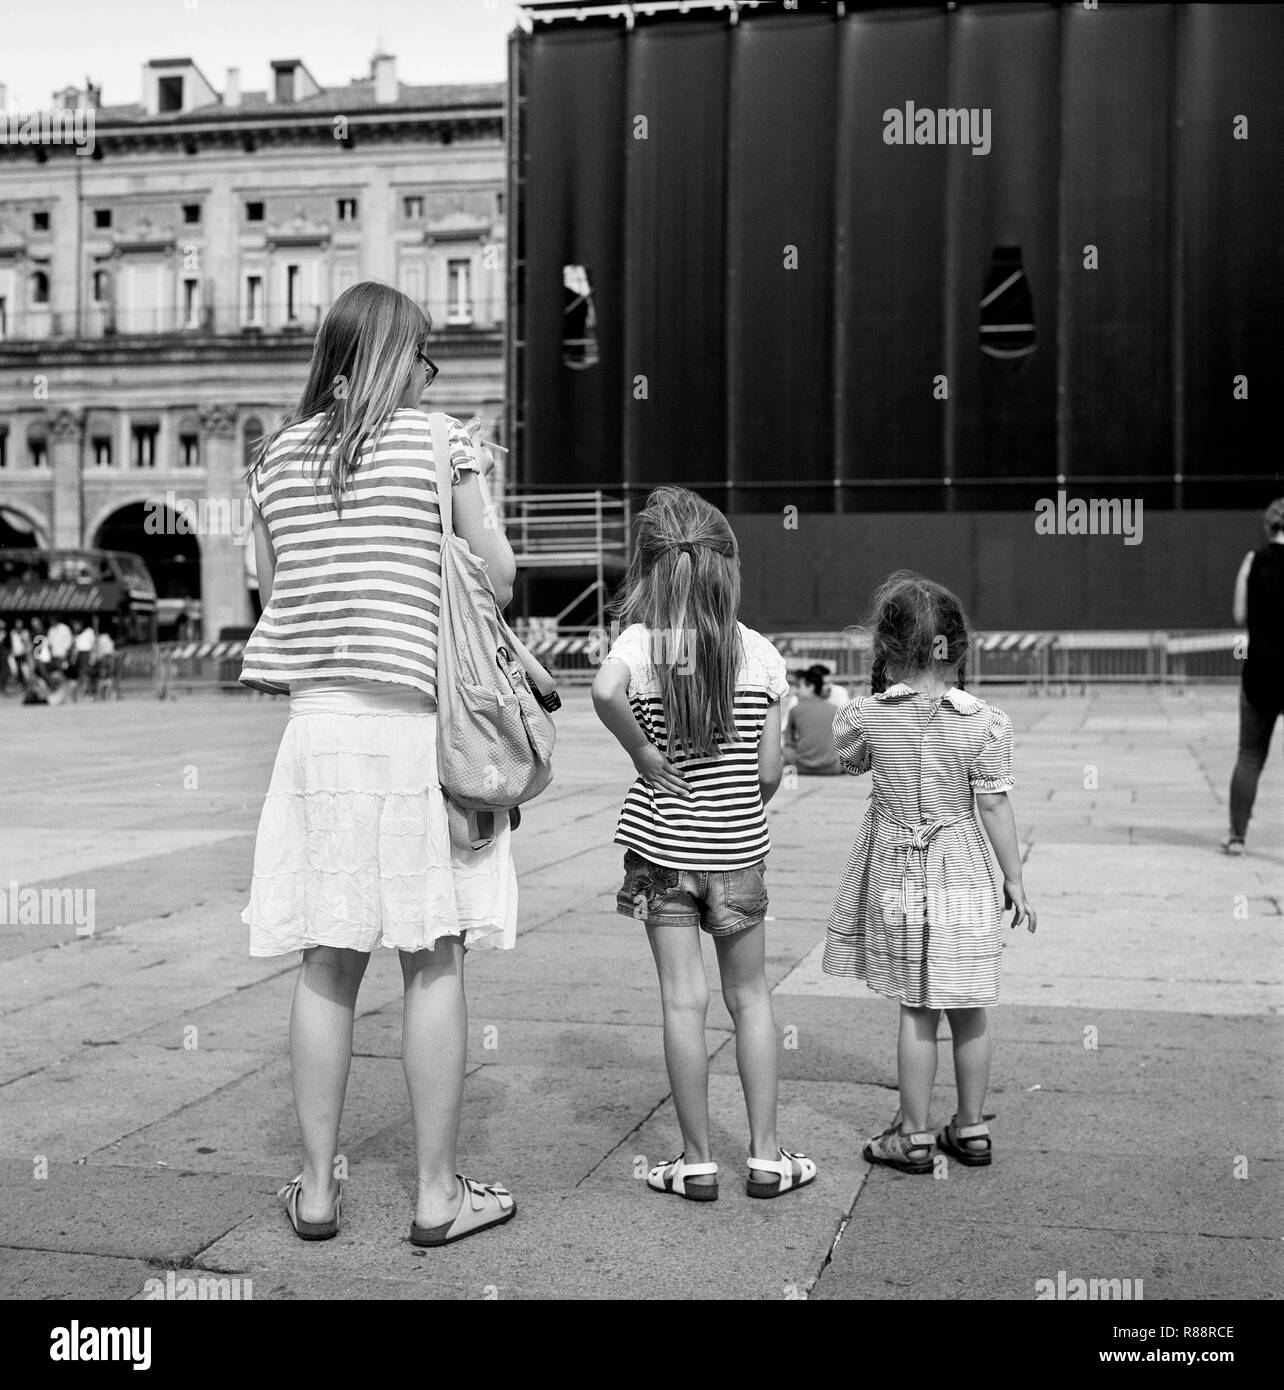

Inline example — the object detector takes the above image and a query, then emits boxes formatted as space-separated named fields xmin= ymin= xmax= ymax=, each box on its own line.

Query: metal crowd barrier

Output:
xmin=95 ymin=630 xmax=1248 ymax=698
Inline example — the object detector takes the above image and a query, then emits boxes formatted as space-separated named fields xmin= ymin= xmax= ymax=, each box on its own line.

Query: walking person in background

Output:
xmin=72 ymin=620 xmax=96 ymax=699
xmin=240 ymin=281 xmax=519 ymax=1247
xmin=0 ymin=620 xmax=12 ymax=695
xmin=592 ymin=486 xmax=817 ymax=1202
xmin=1224 ymin=497 xmax=1284 ymax=855
xmin=825 ymin=572 xmax=1036 ymax=1174
xmin=783 ymin=665 xmax=845 ymax=775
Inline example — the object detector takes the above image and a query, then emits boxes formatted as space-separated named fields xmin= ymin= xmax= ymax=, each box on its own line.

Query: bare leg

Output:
xmin=400 ymin=937 xmax=468 ymax=1227
xmin=897 ymin=1004 xmax=941 ymax=1133
xmin=646 ymin=923 xmax=714 ymax=1183
xmin=289 ymin=946 xmax=369 ymax=1221
xmin=945 ymin=1006 xmax=992 ymax=1137
xmin=713 ymin=922 xmax=778 ymax=1161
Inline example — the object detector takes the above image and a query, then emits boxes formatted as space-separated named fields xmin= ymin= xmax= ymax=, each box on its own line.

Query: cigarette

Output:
xmin=480 ymin=440 xmax=509 ymax=455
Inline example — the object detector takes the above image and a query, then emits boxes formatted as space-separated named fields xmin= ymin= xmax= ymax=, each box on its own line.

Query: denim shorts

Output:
xmin=615 ymin=849 xmax=768 ymax=937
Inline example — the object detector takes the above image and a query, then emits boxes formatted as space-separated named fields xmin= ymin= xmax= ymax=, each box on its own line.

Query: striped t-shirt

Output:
xmin=239 ymin=408 xmax=477 ymax=700
xmin=606 ymin=622 xmax=790 ymax=870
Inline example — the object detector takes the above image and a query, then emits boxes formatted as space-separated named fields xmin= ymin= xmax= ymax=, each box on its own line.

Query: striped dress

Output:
xmin=606 ymin=622 xmax=789 ymax=870
xmin=240 ymin=408 xmax=477 ymax=700
xmin=823 ymin=683 xmax=1014 ymax=1008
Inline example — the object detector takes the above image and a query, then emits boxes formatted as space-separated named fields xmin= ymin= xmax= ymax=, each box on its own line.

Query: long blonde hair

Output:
xmin=248 ymin=281 xmax=430 ymax=510
xmin=611 ymin=487 xmax=742 ymax=760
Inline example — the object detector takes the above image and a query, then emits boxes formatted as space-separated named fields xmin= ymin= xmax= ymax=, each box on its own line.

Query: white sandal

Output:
xmin=746 ymin=1147 xmax=817 ymax=1198
xmin=646 ymin=1153 xmax=719 ymax=1202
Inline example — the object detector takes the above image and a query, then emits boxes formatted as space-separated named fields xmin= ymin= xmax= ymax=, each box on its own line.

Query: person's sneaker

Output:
xmin=1222 ymin=836 xmax=1245 ymax=856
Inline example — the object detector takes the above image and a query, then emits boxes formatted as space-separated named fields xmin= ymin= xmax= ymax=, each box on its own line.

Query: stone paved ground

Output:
xmin=0 ymin=684 xmax=1280 ymax=1300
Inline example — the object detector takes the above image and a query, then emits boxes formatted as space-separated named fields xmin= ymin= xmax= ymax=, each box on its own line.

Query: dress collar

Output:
xmin=877 ymin=683 xmax=984 ymax=714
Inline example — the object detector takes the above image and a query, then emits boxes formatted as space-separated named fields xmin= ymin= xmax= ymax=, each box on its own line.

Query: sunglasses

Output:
xmin=416 ymin=348 xmax=438 ymax=386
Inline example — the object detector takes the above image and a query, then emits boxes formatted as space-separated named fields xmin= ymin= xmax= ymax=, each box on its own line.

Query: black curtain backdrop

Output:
xmin=838 ymin=8 xmax=948 ymax=512
xmin=623 ymin=21 xmax=730 ymax=505
xmin=518 ymin=3 xmax=1283 ymax=511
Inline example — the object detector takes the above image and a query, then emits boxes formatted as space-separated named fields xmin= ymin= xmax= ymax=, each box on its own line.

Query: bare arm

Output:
xmin=976 ymin=791 xmax=1036 ymax=932
xmin=759 ymin=702 xmax=783 ymax=803
xmin=1233 ymin=550 xmax=1253 ymax=627
xmin=591 ymin=659 xmax=690 ymax=797
xmin=252 ymin=505 xmax=275 ymax=607
xmin=453 ymin=465 xmax=517 ymax=609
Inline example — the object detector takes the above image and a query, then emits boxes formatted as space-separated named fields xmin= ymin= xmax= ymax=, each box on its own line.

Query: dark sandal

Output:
xmin=937 ymin=1117 xmax=992 ymax=1166
xmin=646 ymin=1153 xmax=719 ymax=1201
xmin=410 ymin=1174 xmax=516 ymax=1247
xmin=863 ymin=1124 xmax=935 ymax=1174
xmin=278 ymin=1174 xmax=342 ymax=1240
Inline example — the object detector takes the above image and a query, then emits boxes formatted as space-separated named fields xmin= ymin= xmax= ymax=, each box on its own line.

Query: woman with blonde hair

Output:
xmin=240 ymin=280 xmax=518 ymax=1246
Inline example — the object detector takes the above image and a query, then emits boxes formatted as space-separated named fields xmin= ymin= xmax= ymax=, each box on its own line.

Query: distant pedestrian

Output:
xmin=46 ymin=616 xmax=72 ymax=674
xmin=825 ymin=571 xmax=1036 ymax=1174
xmin=1224 ymin=498 xmax=1284 ymax=854
xmin=592 ymin=486 xmax=816 ymax=1202
xmin=783 ymin=666 xmax=845 ymax=775
xmin=239 ymin=281 xmax=518 ymax=1246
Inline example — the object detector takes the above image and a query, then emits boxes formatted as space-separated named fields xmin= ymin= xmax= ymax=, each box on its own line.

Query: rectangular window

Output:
xmin=0 ymin=429 xmax=7 ymax=469
xmin=182 ymin=278 xmax=200 ymax=328
xmin=92 ymin=436 xmax=112 ymax=468
xmin=91 ymin=268 xmax=110 ymax=303
xmin=274 ymin=68 xmax=294 ymax=104
xmin=131 ymin=425 xmax=158 ymax=469
xmin=158 ymin=75 xmax=184 ymax=113
xmin=180 ymin=434 xmax=200 ymax=469
xmin=337 ymin=198 xmax=358 ymax=223
xmin=447 ymin=258 xmax=473 ymax=324
xmin=32 ymin=210 xmax=50 ymax=232
xmin=0 ymin=295 xmax=7 ymax=340
xmin=245 ymin=274 xmax=263 ymax=327
xmin=182 ymin=204 xmax=201 ymax=225
xmin=402 ymin=195 xmax=423 ymax=220
xmin=30 ymin=439 xmax=48 ymax=469
xmin=286 ymin=264 xmax=300 ymax=322
xmin=94 ymin=208 xmax=112 ymax=230
xmin=245 ymin=201 xmax=264 ymax=223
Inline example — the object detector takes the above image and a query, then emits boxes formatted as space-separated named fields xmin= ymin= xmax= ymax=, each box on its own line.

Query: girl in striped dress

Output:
xmin=592 ymin=487 xmax=817 ymax=1202
xmin=239 ymin=282 xmax=518 ymax=1247
xmin=824 ymin=572 xmax=1036 ymax=1174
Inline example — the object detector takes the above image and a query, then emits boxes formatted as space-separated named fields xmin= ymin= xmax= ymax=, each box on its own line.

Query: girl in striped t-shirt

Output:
xmin=825 ymin=572 xmax=1037 ymax=1174
xmin=239 ymin=282 xmax=519 ymax=1248
xmin=592 ymin=487 xmax=817 ymax=1202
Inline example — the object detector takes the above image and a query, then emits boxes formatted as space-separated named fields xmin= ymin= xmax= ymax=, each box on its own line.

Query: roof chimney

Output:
xmin=225 ymin=67 xmax=240 ymax=108
xmin=372 ymin=52 xmax=396 ymax=105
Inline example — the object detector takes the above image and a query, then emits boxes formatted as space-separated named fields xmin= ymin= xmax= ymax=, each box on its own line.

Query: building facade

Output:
xmin=0 ymin=54 xmax=504 ymax=637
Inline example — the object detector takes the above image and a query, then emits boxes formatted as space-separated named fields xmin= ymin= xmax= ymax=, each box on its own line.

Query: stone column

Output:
xmin=197 ymin=403 xmax=252 ymax=638
xmin=49 ymin=408 xmax=84 ymax=548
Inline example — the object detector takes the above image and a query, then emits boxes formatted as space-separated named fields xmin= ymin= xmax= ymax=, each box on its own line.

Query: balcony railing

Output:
xmin=0 ymin=297 xmax=503 ymax=343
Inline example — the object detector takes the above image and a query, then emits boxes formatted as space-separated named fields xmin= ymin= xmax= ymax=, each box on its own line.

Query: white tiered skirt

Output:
xmin=242 ymin=681 xmax=518 ymax=957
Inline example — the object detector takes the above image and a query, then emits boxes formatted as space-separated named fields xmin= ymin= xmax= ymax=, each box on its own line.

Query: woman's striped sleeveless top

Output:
xmin=239 ymin=408 xmax=476 ymax=700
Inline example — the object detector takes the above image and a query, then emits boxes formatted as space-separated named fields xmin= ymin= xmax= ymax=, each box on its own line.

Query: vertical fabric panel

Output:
xmin=948 ymin=5 xmax=1062 ymax=510
xmin=725 ymin=14 xmax=837 ymax=514
xmin=623 ymin=22 xmax=730 ymax=504
xmin=1062 ymin=3 xmax=1174 ymax=500
xmin=522 ymin=30 xmax=626 ymax=491
xmin=1181 ymin=4 xmax=1284 ymax=508
xmin=837 ymin=8 xmax=948 ymax=512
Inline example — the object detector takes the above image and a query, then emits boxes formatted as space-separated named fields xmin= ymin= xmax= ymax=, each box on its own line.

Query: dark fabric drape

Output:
xmin=947 ymin=4 xmax=1061 ymax=510
xmin=724 ymin=14 xmax=838 ymax=514
xmin=837 ymin=8 xmax=948 ymax=511
xmin=1181 ymin=4 xmax=1283 ymax=508
xmin=522 ymin=30 xmax=626 ymax=491
xmin=622 ymin=22 xmax=730 ymax=504
xmin=1062 ymin=2 xmax=1174 ymax=498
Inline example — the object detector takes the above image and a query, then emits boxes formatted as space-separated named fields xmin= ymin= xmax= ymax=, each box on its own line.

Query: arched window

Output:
xmin=243 ymin=416 xmax=265 ymax=472
xmin=30 ymin=270 xmax=50 ymax=306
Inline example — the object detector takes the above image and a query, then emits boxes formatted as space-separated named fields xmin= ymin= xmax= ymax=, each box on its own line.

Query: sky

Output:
xmin=0 ymin=0 xmax=522 ymax=111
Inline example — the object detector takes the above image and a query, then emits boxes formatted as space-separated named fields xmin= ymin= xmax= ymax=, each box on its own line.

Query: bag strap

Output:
xmin=427 ymin=411 xmax=455 ymax=537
